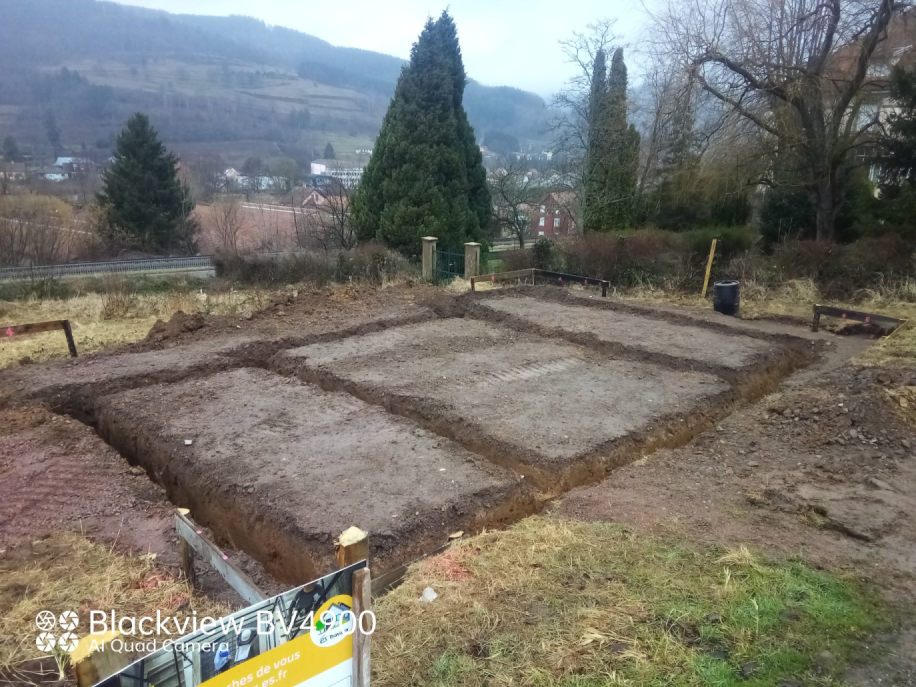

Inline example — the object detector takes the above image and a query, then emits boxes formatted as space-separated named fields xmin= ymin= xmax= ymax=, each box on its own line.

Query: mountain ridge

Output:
xmin=0 ymin=0 xmax=547 ymax=164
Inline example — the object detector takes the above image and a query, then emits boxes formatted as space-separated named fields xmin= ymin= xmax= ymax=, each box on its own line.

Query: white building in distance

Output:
xmin=310 ymin=159 xmax=365 ymax=188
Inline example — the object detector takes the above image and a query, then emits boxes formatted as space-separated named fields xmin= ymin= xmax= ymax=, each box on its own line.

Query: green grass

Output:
xmin=375 ymin=518 xmax=885 ymax=686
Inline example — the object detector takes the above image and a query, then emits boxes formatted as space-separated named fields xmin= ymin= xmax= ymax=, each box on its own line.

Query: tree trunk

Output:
xmin=813 ymin=175 xmax=837 ymax=242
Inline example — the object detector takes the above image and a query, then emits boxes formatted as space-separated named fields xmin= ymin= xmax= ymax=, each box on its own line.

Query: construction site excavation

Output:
xmin=1 ymin=286 xmax=819 ymax=586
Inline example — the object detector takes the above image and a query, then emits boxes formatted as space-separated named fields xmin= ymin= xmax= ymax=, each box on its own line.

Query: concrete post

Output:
xmin=421 ymin=236 xmax=437 ymax=282
xmin=464 ymin=242 xmax=481 ymax=279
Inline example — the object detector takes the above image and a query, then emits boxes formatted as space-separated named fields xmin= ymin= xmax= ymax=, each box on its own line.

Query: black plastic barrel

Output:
xmin=712 ymin=280 xmax=740 ymax=316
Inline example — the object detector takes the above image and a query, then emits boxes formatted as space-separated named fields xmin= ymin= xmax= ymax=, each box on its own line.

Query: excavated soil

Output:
xmin=93 ymin=367 xmax=534 ymax=583
xmin=1 ymin=285 xmax=822 ymax=594
xmin=5 ymin=283 xmax=913 ymax=684
xmin=276 ymin=318 xmax=733 ymax=488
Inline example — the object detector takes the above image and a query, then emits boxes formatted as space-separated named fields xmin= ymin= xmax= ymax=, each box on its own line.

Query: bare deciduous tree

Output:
xmin=654 ymin=0 xmax=908 ymax=240
xmin=0 ymin=194 xmax=74 ymax=266
xmin=211 ymin=198 xmax=243 ymax=256
xmin=489 ymin=162 xmax=537 ymax=248
xmin=551 ymin=20 xmax=620 ymax=191
xmin=294 ymin=186 xmax=355 ymax=251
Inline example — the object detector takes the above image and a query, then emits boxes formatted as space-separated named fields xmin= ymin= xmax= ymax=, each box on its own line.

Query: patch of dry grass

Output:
xmin=0 ymin=533 xmax=229 ymax=683
xmin=374 ymin=517 xmax=882 ymax=687
xmin=0 ymin=285 xmax=277 ymax=368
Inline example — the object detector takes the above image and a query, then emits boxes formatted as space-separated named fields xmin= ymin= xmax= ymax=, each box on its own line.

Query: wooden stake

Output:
xmin=351 ymin=567 xmax=372 ymax=687
xmin=701 ymin=238 xmax=718 ymax=299
xmin=173 ymin=509 xmax=265 ymax=605
xmin=336 ymin=526 xmax=369 ymax=567
xmin=176 ymin=508 xmax=196 ymax=586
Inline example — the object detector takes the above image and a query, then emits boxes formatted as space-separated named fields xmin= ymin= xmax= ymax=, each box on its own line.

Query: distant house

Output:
xmin=309 ymin=159 xmax=365 ymax=188
xmin=300 ymin=187 xmax=349 ymax=211
xmin=221 ymin=168 xmax=282 ymax=192
xmin=53 ymin=156 xmax=93 ymax=176
xmin=0 ymin=162 xmax=27 ymax=181
xmin=530 ymin=191 xmax=578 ymax=238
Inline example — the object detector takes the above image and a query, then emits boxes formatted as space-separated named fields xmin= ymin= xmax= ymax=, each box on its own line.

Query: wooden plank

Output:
xmin=2 ymin=320 xmax=67 ymax=336
xmin=478 ymin=268 xmax=536 ymax=282
xmin=173 ymin=510 xmax=266 ymax=605
xmin=351 ymin=567 xmax=372 ymax=687
xmin=180 ymin=536 xmax=197 ymax=587
xmin=812 ymin=304 xmax=904 ymax=332
xmin=62 ymin=320 xmax=78 ymax=357
xmin=1 ymin=319 xmax=78 ymax=357
xmin=535 ymin=269 xmax=609 ymax=289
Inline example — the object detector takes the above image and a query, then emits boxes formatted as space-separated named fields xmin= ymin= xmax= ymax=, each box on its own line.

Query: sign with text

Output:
xmin=94 ymin=561 xmax=368 ymax=687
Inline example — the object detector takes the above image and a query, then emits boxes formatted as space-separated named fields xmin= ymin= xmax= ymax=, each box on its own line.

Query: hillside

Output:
xmin=0 ymin=0 xmax=548 ymax=168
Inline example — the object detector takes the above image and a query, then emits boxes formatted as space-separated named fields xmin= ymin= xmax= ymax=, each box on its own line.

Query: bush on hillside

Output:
xmin=214 ymin=244 xmax=413 ymax=287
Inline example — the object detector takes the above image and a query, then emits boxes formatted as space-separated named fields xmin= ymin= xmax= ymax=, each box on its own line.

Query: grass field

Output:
xmin=375 ymin=518 xmax=883 ymax=686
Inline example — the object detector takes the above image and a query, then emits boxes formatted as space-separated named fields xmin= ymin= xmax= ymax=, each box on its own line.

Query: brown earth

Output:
xmin=277 ymin=317 xmax=733 ymax=487
xmin=0 ymin=405 xmax=173 ymax=555
xmin=1 ymin=282 xmax=913 ymax=685
xmin=93 ymin=367 xmax=533 ymax=583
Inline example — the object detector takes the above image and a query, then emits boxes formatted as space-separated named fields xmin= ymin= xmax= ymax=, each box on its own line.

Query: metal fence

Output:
xmin=436 ymin=249 xmax=465 ymax=282
xmin=0 ymin=255 xmax=216 ymax=282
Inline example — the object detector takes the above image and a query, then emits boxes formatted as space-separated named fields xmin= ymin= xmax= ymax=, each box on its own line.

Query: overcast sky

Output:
xmin=115 ymin=0 xmax=648 ymax=97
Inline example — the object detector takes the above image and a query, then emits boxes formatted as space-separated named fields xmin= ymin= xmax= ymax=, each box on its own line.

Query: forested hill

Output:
xmin=0 ymin=0 xmax=547 ymax=164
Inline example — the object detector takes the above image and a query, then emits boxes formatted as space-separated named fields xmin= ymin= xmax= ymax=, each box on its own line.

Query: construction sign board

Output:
xmin=93 ymin=561 xmax=368 ymax=687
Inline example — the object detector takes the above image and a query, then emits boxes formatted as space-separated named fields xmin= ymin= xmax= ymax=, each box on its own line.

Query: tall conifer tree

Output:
xmin=582 ymin=48 xmax=640 ymax=230
xmin=583 ymin=49 xmax=608 ymax=232
xmin=601 ymin=48 xmax=640 ymax=228
xmin=98 ymin=113 xmax=197 ymax=253
xmin=352 ymin=12 xmax=490 ymax=256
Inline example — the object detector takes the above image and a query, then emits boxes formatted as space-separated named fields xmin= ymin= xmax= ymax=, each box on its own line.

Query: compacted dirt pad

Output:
xmin=475 ymin=294 xmax=775 ymax=369
xmin=93 ymin=367 xmax=532 ymax=582
xmin=276 ymin=318 xmax=731 ymax=486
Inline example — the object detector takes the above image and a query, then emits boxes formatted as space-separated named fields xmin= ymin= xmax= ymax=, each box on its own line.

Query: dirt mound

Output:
xmin=421 ymin=292 xmax=469 ymax=318
xmin=145 ymin=310 xmax=208 ymax=342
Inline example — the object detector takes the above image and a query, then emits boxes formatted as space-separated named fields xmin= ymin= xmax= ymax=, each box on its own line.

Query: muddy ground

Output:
xmin=1 ymin=282 xmax=913 ymax=684
xmin=94 ymin=367 xmax=532 ymax=582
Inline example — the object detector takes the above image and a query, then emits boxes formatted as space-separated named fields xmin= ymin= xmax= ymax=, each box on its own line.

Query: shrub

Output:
xmin=500 ymin=248 xmax=534 ymax=272
xmin=683 ymin=226 xmax=756 ymax=259
xmin=771 ymin=235 xmax=915 ymax=298
xmin=213 ymin=244 xmax=413 ymax=287
xmin=334 ymin=243 xmax=412 ymax=284
xmin=531 ymin=238 xmax=556 ymax=270
xmin=560 ymin=230 xmax=688 ymax=287
xmin=760 ymin=186 xmax=814 ymax=244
